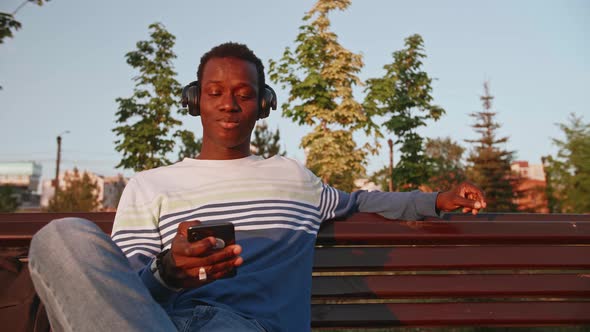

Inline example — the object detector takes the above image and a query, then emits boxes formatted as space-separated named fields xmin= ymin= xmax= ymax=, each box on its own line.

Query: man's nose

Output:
xmin=219 ymin=93 xmax=239 ymax=112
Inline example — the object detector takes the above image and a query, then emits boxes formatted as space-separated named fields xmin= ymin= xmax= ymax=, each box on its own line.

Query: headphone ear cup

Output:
xmin=182 ymin=81 xmax=201 ymax=116
xmin=259 ymin=84 xmax=277 ymax=119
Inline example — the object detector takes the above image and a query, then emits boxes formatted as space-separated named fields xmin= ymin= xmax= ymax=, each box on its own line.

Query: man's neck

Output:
xmin=197 ymin=145 xmax=251 ymax=160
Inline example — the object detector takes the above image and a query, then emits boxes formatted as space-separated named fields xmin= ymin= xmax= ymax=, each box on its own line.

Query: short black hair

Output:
xmin=197 ymin=42 xmax=265 ymax=94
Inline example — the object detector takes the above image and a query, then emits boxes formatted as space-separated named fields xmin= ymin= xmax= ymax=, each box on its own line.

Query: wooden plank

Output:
xmin=2 ymin=213 xmax=589 ymax=246
xmin=312 ymin=274 xmax=590 ymax=298
xmin=318 ymin=215 xmax=590 ymax=245
xmin=0 ymin=213 xmax=115 ymax=246
xmin=314 ymin=246 xmax=590 ymax=271
xmin=311 ymin=301 xmax=590 ymax=327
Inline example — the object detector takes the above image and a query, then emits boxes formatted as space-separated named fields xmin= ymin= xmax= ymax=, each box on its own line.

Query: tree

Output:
xmin=47 ymin=168 xmax=100 ymax=212
xmin=113 ymin=23 xmax=192 ymax=172
xmin=465 ymin=82 xmax=516 ymax=212
xmin=269 ymin=0 xmax=377 ymax=191
xmin=251 ymin=121 xmax=286 ymax=159
xmin=425 ymin=137 xmax=466 ymax=192
xmin=0 ymin=13 xmax=21 ymax=44
xmin=364 ymin=34 xmax=445 ymax=191
xmin=0 ymin=187 xmax=19 ymax=212
xmin=175 ymin=130 xmax=202 ymax=161
xmin=542 ymin=114 xmax=590 ymax=213
xmin=0 ymin=1 xmax=48 ymax=44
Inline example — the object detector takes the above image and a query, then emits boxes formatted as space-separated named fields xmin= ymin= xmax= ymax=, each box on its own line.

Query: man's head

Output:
xmin=195 ymin=43 xmax=264 ymax=160
xmin=197 ymin=42 xmax=266 ymax=99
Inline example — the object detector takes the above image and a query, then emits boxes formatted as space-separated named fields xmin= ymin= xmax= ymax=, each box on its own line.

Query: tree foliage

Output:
xmin=0 ymin=13 xmax=21 ymax=44
xmin=175 ymin=130 xmax=202 ymax=161
xmin=364 ymin=34 xmax=445 ymax=191
xmin=269 ymin=0 xmax=376 ymax=191
xmin=251 ymin=121 xmax=286 ymax=159
xmin=113 ymin=23 xmax=192 ymax=172
xmin=542 ymin=114 xmax=590 ymax=213
xmin=0 ymin=187 xmax=19 ymax=212
xmin=46 ymin=168 xmax=100 ymax=212
xmin=0 ymin=1 xmax=48 ymax=44
xmin=425 ymin=137 xmax=466 ymax=192
xmin=465 ymin=82 xmax=516 ymax=212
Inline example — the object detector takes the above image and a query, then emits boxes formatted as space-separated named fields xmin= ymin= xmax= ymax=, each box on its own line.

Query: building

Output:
xmin=41 ymin=170 xmax=128 ymax=211
xmin=0 ymin=161 xmax=42 ymax=210
xmin=511 ymin=161 xmax=549 ymax=213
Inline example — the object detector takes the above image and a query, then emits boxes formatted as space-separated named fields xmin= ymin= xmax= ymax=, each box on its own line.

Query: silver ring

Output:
xmin=198 ymin=267 xmax=207 ymax=281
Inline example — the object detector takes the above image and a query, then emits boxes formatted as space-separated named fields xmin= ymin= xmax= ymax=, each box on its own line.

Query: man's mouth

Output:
xmin=219 ymin=120 xmax=239 ymax=129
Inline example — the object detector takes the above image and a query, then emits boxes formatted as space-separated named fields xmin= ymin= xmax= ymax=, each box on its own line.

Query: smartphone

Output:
xmin=187 ymin=221 xmax=237 ymax=277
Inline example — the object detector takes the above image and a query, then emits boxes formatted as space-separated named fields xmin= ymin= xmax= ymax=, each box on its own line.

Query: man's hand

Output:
xmin=436 ymin=181 xmax=487 ymax=215
xmin=160 ymin=220 xmax=243 ymax=289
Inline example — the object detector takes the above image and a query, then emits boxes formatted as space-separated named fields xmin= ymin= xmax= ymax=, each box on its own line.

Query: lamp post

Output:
xmin=54 ymin=130 xmax=70 ymax=196
xmin=388 ymin=138 xmax=394 ymax=192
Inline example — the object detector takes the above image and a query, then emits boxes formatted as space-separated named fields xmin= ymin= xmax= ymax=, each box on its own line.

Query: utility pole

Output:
xmin=388 ymin=138 xmax=394 ymax=192
xmin=54 ymin=131 xmax=69 ymax=196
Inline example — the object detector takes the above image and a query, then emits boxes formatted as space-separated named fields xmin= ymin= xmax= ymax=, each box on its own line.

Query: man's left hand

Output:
xmin=436 ymin=181 xmax=487 ymax=215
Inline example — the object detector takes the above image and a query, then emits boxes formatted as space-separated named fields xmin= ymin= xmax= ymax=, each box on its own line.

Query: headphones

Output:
xmin=181 ymin=81 xmax=277 ymax=119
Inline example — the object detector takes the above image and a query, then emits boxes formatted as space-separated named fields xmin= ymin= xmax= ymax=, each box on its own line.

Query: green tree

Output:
xmin=543 ymin=114 xmax=590 ymax=213
xmin=47 ymin=168 xmax=101 ymax=212
xmin=465 ymin=82 xmax=516 ymax=212
xmin=0 ymin=187 xmax=19 ymax=212
xmin=0 ymin=1 xmax=48 ymax=44
xmin=364 ymin=34 xmax=445 ymax=191
xmin=269 ymin=0 xmax=377 ymax=191
xmin=113 ymin=23 xmax=191 ymax=172
xmin=251 ymin=120 xmax=286 ymax=159
xmin=425 ymin=137 xmax=466 ymax=192
xmin=0 ymin=13 xmax=21 ymax=44
xmin=175 ymin=130 xmax=202 ymax=161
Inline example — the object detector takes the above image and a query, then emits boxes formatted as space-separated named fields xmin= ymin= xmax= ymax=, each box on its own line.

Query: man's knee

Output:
xmin=29 ymin=218 xmax=99 ymax=265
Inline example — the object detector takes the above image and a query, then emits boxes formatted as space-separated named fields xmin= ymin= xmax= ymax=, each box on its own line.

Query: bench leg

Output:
xmin=28 ymin=218 xmax=177 ymax=332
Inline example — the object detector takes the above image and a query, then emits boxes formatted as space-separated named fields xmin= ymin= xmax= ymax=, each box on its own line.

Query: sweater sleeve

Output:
xmin=111 ymin=177 xmax=178 ymax=301
xmin=319 ymin=184 xmax=440 ymax=221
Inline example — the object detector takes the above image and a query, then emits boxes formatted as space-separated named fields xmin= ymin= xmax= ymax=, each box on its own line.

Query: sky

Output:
xmin=1 ymin=0 xmax=588 ymax=188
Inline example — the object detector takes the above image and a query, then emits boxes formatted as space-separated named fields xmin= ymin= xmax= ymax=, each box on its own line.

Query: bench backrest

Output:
xmin=1 ymin=212 xmax=590 ymax=328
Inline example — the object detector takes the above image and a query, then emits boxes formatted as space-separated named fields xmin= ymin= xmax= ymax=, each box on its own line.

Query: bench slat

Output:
xmin=311 ymin=301 xmax=590 ymax=327
xmin=314 ymin=246 xmax=590 ymax=271
xmin=312 ymin=274 xmax=590 ymax=298
xmin=318 ymin=214 xmax=590 ymax=245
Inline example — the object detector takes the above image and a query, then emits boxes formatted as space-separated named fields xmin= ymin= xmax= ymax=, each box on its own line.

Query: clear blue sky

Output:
xmin=1 ymin=0 xmax=588 ymax=186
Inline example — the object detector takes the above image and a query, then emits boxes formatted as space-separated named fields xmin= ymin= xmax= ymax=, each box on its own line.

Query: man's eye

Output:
xmin=237 ymin=94 xmax=253 ymax=100
xmin=208 ymin=91 xmax=221 ymax=96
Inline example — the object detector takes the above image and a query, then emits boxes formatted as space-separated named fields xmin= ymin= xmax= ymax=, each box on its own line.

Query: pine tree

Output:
xmin=269 ymin=0 xmax=378 ymax=192
xmin=542 ymin=114 xmax=590 ymax=213
xmin=465 ymin=82 xmax=516 ymax=212
xmin=251 ymin=121 xmax=286 ymax=159
xmin=47 ymin=168 xmax=101 ymax=212
xmin=113 ymin=23 xmax=192 ymax=172
xmin=364 ymin=34 xmax=445 ymax=191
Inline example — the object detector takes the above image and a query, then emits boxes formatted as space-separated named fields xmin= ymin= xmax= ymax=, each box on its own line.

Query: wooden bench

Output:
xmin=1 ymin=212 xmax=590 ymax=330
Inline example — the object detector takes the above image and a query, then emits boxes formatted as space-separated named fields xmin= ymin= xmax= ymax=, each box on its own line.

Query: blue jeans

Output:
xmin=28 ymin=218 xmax=265 ymax=332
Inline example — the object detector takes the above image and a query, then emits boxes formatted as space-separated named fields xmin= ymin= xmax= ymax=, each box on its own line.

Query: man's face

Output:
xmin=199 ymin=57 xmax=259 ymax=156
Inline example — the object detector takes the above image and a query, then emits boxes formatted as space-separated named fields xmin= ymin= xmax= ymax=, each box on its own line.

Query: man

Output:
xmin=29 ymin=42 xmax=486 ymax=332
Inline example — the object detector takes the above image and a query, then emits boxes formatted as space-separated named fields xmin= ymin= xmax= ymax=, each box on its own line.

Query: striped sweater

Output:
xmin=112 ymin=155 xmax=438 ymax=331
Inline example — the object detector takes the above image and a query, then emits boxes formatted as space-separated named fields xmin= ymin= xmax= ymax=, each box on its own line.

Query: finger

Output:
xmin=453 ymin=195 xmax=482 ymax=210
xmin=462 ymin=207 xmax=470 ymax=213
xmin=472 ymin=208 xmax=480 ymax=215
xmin=183 ymin=237 xmax=216 ymax=257
xmin=181 ymin=244 xmax=242 ymax=269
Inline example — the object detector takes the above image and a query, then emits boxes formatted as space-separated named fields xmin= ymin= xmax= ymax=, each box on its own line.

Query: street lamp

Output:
xmin=54 ymin=130 xmax=70 ymax=195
